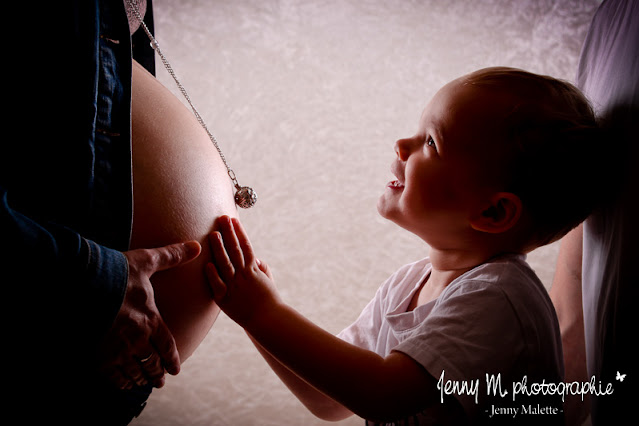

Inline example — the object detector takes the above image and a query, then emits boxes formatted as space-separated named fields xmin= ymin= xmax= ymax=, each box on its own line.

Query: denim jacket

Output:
xmin=1 ymin=0 xmax=155 ymax=347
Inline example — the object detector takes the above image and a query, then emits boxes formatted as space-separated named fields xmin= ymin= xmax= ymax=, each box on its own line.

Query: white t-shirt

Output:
xmin=338 ymin=254 xmax=564 ymax=424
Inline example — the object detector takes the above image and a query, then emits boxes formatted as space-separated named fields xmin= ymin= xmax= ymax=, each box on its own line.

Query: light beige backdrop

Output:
xmin=132 ymin=1 xmax=600 ymax=424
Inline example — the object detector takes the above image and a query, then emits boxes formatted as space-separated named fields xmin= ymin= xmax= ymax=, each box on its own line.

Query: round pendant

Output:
xmin=235 ymin=186 xmax=257 ymax=209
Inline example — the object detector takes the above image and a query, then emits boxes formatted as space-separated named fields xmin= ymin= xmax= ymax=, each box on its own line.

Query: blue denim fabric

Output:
xmin=2 ymin=0 xmax=155 ymax=423
xmin=1 ymin=0 xmax=132 ymax=344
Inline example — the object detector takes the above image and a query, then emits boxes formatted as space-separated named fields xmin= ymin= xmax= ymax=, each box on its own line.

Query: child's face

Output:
xmin=377 ymin=77 xmax=509 ymax=247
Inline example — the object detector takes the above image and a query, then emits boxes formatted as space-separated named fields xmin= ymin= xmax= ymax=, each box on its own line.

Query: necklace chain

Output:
xmin=126 ymin=0 xmax=256 ymax=208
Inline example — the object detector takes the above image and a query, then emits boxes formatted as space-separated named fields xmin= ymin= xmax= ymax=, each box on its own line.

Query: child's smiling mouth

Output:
xmin=388 ymin=180 xmax=405 ymax=189
xmin=389 ymin=160 xmax=406 ymax=189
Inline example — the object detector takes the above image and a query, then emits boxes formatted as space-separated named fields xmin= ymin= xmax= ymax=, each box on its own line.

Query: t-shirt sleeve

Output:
xmin=337 ymin=283 xmax=387 ymax=352
xmin=338 ymin=259 xmax=431 ymax=354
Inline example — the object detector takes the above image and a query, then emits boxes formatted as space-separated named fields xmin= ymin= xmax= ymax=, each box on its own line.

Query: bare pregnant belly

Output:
xmin=130 ymin=61 xmax=238 ymax=362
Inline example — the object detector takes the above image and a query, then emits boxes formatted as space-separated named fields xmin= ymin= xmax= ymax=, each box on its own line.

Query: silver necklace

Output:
xmin=126 ymin=0 xmax=257 ymax=209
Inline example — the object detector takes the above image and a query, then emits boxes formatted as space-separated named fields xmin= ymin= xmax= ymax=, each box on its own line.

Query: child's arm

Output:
xmin=248 ymin=333 xmax=354 ymax=421
xmin=206 ymin=216 xmax=438 ymax=423
xmin=233 ymin=256 xmax=353 ymax=420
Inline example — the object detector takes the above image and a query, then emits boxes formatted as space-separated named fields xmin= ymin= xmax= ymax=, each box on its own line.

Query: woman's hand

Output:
xmin=206 ymin=216 xmax=281 ymax=327
xmin=101 ymin=240 xmax=202 ymax=390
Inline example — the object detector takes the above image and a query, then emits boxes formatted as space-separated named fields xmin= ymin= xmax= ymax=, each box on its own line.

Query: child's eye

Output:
xmin=427 ymin=137 xmax=437 ymax=150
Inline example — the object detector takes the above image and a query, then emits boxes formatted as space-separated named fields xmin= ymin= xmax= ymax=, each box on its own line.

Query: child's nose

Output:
xmin=394 ymin=137 xmax=418 ymax=161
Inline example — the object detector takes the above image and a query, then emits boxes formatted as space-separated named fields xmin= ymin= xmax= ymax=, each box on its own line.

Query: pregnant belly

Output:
xmin=130 ymin=61 xmax=238 ymax=362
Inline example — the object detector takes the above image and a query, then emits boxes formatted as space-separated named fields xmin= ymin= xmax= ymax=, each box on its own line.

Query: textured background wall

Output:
xmin=131 ymin=1 xmax=600 ymax=424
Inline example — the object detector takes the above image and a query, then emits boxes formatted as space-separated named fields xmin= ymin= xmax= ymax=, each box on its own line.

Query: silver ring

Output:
xmin=139 ymin=353 xmax=153 ymax=363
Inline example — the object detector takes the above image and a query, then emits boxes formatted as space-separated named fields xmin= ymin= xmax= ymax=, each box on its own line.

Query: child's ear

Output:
xmin=470 ymin=192 xmax=522 ymax=234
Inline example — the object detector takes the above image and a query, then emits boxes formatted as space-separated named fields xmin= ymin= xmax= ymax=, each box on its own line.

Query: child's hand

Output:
xmin=206 ymin=215 xmax=280 ymax=326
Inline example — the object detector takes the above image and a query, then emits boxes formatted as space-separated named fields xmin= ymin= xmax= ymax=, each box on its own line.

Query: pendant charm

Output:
xmin=235 ymin=186 xmax=257 ymax=209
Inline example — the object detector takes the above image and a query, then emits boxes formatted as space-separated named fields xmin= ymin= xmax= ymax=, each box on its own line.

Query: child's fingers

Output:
xmin=231 ymin=217 xmax=256 ymax=266
xmin=218 ymin=216 xmax=245 ymax=269
xmin=208 ymin=231 xmax=235 ymax=281
xmin=205 ymin=263 xmax=227 ymax=302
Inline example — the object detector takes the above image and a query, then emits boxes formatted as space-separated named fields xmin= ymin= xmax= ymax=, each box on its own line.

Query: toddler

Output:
xmin=206 ymin=67 xmax=601 ymax=425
